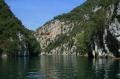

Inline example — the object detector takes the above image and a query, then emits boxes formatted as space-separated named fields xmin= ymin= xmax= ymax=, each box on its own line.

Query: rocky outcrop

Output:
xmin=88 ymin=1 xmax=120 ymax=58
xmin=17 ymin=32 xmax=29 ymax=56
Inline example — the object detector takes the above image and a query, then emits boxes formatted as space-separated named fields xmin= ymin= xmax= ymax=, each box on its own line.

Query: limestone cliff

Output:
xmin=36 ymin=0 xmax=120 ymax=57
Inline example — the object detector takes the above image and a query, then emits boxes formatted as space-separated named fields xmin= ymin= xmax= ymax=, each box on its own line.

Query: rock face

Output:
xmin=36 ymin=20 xmax=75 ymax=55
xmin=0 ymin=0 xmax=40 ymax=57
xmin=36 ymin=0 xmax=120 ymax=57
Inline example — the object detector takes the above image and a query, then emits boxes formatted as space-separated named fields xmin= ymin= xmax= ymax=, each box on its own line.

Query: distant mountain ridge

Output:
xmin=0 ymin=0 xmax=40 ymax=57
xmin=36 ymin=0 xmax=120 ymax=58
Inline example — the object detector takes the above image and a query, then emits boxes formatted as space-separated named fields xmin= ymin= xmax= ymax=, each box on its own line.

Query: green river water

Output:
xmin=0 ymin=55 xmax=120 ymax=79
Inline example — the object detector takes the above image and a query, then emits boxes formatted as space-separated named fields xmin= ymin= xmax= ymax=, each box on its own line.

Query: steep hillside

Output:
xmin=36 ymin=0 xmax=120 ymax=58
xmin=0 ymin=0 xmax=40 ymax=57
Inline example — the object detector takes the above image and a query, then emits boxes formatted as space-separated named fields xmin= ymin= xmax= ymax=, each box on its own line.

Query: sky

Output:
xmin=5 ymin=0 xmax=86 ymax=30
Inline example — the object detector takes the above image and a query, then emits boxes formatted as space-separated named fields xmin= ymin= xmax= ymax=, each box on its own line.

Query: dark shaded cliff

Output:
xmin=0 ymin=0 xmax=40 ymax=57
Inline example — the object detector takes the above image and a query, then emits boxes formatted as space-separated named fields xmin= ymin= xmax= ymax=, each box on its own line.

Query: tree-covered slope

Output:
xmin=0 ymin=0 xmax=40 ymax=57
xmin=36 ymin=0 xmax=120 ymax=57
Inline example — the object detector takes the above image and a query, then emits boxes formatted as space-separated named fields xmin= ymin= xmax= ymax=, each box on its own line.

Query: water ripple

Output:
xmin=26 ymin=72 xmax=45 ymax=79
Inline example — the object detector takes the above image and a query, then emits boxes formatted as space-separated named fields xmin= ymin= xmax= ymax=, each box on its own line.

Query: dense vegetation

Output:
xmin=0 ymin=0 xmax=40 ymax=56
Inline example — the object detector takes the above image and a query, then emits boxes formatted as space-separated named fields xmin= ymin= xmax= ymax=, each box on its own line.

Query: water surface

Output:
xmin=0 ymin=55 xmax=120 ymax=79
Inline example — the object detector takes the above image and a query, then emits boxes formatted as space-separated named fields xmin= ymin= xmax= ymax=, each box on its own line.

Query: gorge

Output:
xmin=0 ymin=0 xmax=120 ymax=58
xmin=0 ymin=0 xmax=120 ymax=79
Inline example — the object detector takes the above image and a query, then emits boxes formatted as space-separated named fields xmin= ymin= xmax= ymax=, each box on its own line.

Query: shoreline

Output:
xmin=39 ymin=54 xmax=120 ymax=59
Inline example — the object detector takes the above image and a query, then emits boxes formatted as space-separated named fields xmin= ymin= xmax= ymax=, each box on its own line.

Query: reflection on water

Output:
xmin=40 ymin=55 xmax=77 ymax=79
xmin=0 ymin=56 xmax=120 ymax=79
